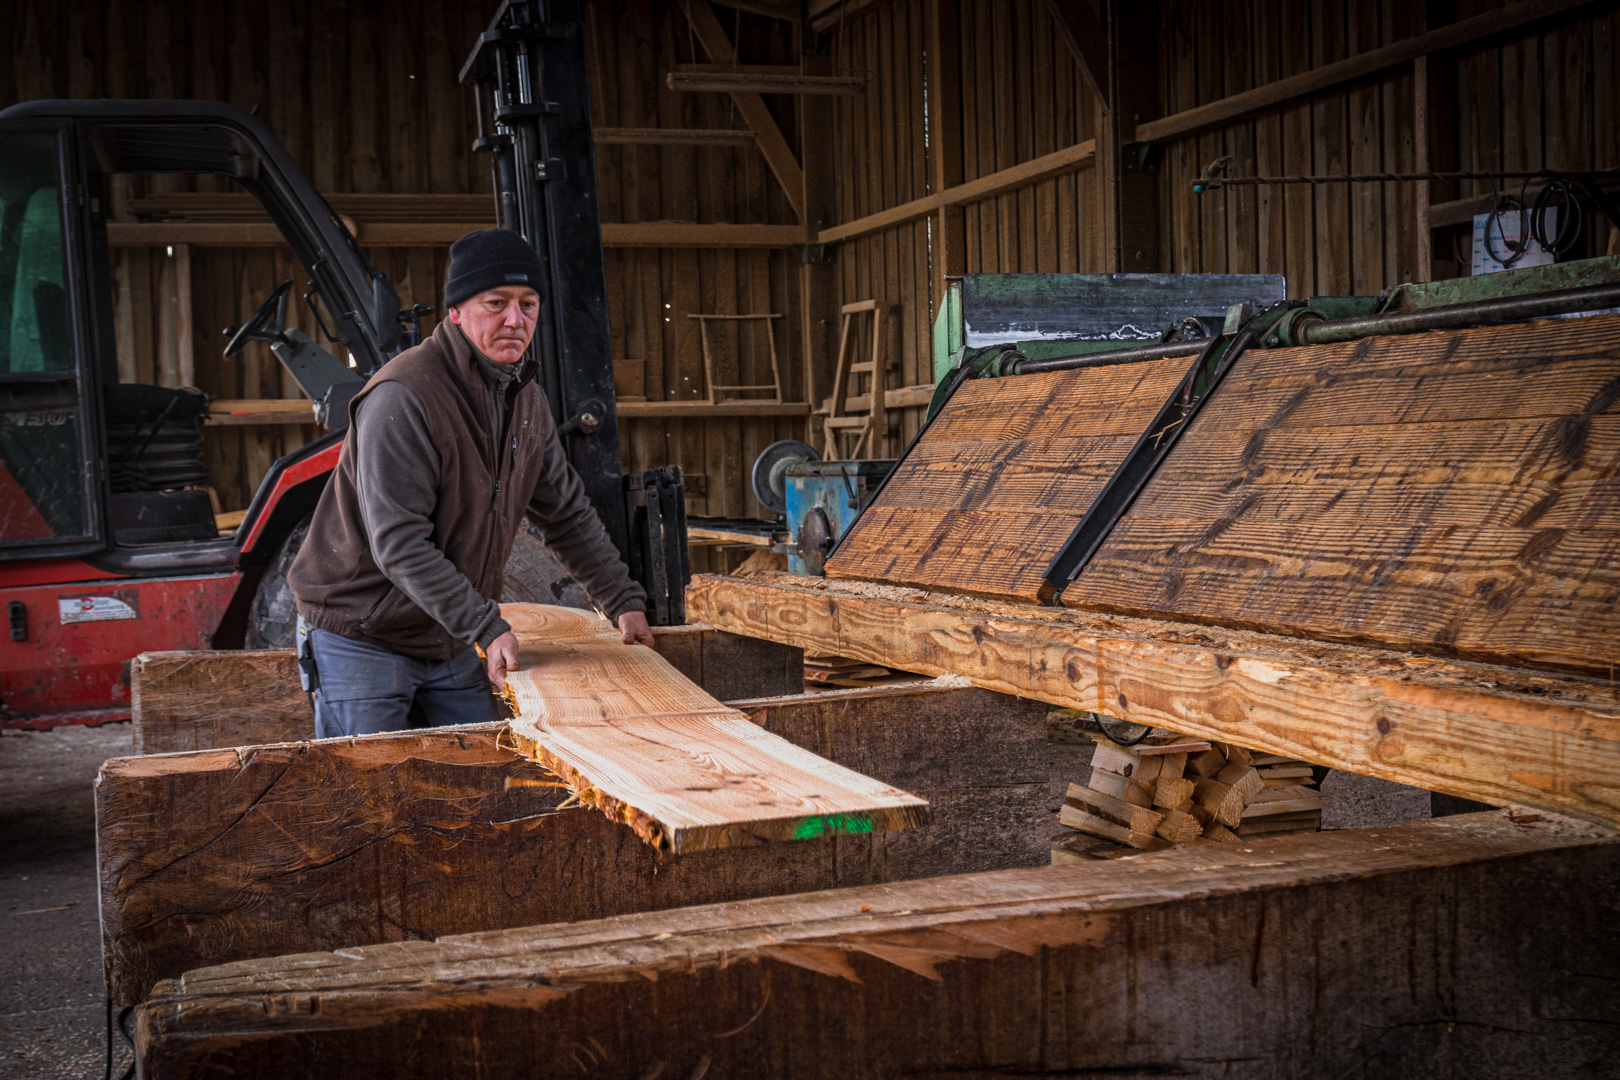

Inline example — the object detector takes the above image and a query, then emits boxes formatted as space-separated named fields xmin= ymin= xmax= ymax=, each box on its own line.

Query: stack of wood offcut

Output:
xmin=1056 ymin=730 xmax=1323 ymax=859
xmin=803 ymin=653 xmax=927 ymax=689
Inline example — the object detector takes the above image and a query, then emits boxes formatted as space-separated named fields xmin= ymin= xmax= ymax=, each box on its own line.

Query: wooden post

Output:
xmin=1414 ymin=57 xmax=1431 ymax=283
xmin=1108 ymin=0 xmax=1162 ymax=272
xmin=800 ymin=39 xmax=840 ymax=430
xmin=928 ymin=0 xmax=965 ymax=307
xmin=174 ymin=243 xmax=194 ymax=387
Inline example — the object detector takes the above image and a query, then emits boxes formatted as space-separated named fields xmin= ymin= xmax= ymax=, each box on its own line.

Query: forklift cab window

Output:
xmin=0 ymin=132 xmax=85 ymax=545
xmin=0 ymin=137 xmax=70 ymax=374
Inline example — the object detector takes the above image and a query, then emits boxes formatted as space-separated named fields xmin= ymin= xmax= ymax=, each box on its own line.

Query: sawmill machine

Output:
xmin=843 ymin=254 xmax=1620 ymax=587
xmin=0 ymin=0 xmax=686 ymax=727
xmin=762 ymin=273 xmax=1291 ymax=574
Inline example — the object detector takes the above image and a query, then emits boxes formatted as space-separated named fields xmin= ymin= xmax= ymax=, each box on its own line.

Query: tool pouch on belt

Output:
xmin=295 ymin=614 xmax=320 ymax=708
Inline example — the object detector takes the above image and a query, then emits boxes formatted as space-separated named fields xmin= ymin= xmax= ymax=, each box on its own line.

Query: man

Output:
xmin=289 ymin=227 xmax=652 ymax=738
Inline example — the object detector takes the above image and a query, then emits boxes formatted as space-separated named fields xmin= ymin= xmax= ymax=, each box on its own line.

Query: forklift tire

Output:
xmin=245 ymin=514 xmax=312 ymax=649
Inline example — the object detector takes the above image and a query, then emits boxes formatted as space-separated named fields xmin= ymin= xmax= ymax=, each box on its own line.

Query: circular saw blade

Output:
xmin=751 ymin=439 xmax=820 ymax=516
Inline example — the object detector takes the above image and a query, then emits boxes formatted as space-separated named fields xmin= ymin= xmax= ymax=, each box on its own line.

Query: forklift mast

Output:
xmin=460 ymin=0 xmax=686 ymax=625
xmin=459 ymin=0 xmax=688 ymax=623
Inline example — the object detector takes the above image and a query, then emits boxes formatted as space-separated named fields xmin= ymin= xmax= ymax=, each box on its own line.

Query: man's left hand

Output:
xmin=618 ymin=611 xmax=654 ymax=647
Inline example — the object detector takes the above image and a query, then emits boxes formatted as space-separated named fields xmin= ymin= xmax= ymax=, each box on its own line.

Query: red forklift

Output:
xmin=0 ymin=0 xmax=687 ymax=728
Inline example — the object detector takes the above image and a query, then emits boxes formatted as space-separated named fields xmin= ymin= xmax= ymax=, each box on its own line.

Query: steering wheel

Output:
xmin=224 ymin=280 xmax=293 ymax=357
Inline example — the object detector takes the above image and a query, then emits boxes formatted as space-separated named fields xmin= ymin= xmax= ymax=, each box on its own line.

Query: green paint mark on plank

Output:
xmin=793 ymin=813 xmax=875 ymax=840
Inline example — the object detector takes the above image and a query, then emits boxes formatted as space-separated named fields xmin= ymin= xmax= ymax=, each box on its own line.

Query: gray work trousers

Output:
xmin=298 ymin=616 xmax=501 ymax=738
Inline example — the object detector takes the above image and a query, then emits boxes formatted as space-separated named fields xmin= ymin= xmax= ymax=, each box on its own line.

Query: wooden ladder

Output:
xmin=823 ymin=299 xmax=889 ymax=460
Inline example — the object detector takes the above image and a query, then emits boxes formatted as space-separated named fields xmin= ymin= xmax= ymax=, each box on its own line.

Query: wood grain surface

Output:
xmin=826 ymin=358 xmax=1189 ymax=601
xmin=134 ymin=812 xmax=1620 ymax=1078
xmin=97 ymin=680 xmax=1043 ymax=1005
xmin=1065 ymin=315 xmax=1620 ymax=675
xmin=686 ymin=573 xmax=1620 ymax=828
xmin=129 ymin=621 xmax=803 ymax=754
xmin=502 ymin=605 xmax=930 ymax=853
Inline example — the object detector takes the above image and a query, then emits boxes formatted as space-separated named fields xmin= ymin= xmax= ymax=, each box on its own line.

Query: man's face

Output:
xmin=448 ymin=285 xmax=540 ymax=364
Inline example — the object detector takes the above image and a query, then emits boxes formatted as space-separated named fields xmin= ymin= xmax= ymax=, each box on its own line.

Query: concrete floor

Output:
xmin=1 ymin=713 xmax=1437 ymax=1079
xmin=1 ymin=722 xmax=134 ymax=1080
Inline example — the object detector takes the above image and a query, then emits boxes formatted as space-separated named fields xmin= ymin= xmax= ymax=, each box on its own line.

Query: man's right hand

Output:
xmin=484 ymin=631 xmax=521 ymax=686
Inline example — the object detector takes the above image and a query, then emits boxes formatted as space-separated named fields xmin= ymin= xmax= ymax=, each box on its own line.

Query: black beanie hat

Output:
xmin=443 ymin=228 xmax=547 ymax=309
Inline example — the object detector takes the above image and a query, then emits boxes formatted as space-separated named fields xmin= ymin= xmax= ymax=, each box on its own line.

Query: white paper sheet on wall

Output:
xmin=1471 ymin=207 xmax=1556 ymax=276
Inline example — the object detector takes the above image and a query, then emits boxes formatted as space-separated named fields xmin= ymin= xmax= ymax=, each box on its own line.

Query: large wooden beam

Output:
xmin=135 ymin=812 xmax=1620 ymax=1078
xmin=817 ymin=140 xmax=1097 ymax=245
xmin=106 ymin=221 xmax=807 ymax=249
xmin=500 ymin=606 xmax=928 ymax=853
xmin=677 ymin=0 xmax=806 ymax=221
xmin=131 ymin=622 xmax=803 ymax=755
xmin=1134 ymin=0 xmax=1600 ymax=145
xmin=686 ymin=574 xmax=1620 ymax=828
xmin=666 ymin=70 xmax=868 ymax=96
xmin=99 ymin=680 xmax=1049 ymax=1005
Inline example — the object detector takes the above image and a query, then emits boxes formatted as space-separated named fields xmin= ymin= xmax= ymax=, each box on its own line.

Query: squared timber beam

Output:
xmin=686 ymin=573 xmax=1620 ymax=828
xmin=134 ymin=811 xmax=1620 ymax=1077
xmin=99 ymin=680 xmax=1048 ymax=1005
xmin=677 ymin=0 xmax=806 ymax=220
xmin=130 ymin=622 xmax=804 ymax=755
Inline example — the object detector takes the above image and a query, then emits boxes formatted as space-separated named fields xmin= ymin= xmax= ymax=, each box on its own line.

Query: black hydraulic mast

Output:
xmin=461 ymin=0 xmax=628 ymax=562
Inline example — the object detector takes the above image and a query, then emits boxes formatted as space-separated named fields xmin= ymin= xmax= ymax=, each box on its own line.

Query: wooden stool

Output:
xmin=687 ymin=313 xmax=784 ymax=403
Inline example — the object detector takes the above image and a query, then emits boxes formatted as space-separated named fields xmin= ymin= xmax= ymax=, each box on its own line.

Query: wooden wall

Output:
xmin=588 ymin=2 xmax=806 ymax=525
xmin=1152 ymin=0 xmax=1620 ymax=292
xmin=828 ymin=0 xmax=1105 ymax=448
xmin=8 ymin=0 xmax=1617 ymax=526
xmin=2 ymin=0 xmax=806 ymax=533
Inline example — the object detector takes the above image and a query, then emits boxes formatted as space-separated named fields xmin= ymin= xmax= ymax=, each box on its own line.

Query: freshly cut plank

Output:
xmin=1155 ymin=776 xmax=1197 ymax=809
xmin=1154 ymin=809 xmax=1201 ymax=843
xmin=1244 ymin=793 xmax=1327 ymax=818
xmin=1215 ymin=762 xmax=1265 ymax=800
xmin=1194 ymin=778 xmax=1244 ymax=828
xmin=500 ymin=605 xmax=929 ymax=853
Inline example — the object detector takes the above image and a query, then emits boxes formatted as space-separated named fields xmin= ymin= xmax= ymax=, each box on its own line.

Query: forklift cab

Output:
xmin=0 ymin=101 xmax=395 ymax=566
xmin=0 ymin=101 xmax=400 ymax=723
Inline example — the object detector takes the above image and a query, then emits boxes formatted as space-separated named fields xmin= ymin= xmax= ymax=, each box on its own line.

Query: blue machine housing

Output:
xmin=784 ymin=460 xmax=895 ymax=576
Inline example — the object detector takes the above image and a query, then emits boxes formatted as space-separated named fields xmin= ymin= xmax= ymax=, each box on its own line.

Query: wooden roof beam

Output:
xmin=686 ymin=573 xmax=1620 ymax=829
xmin=667 ymin=69 xmax=867 ymax=95
xmin=1136 ymin=0 xmax=1603 ymax=145
xmin=1043 ymin=0 xmax=1110 ymax=110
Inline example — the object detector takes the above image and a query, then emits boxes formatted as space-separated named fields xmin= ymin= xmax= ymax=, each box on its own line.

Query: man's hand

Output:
xmin=618 ymin=611 xmax=654 ymax=647
xmin=484 ymin=631 xmax=521 ymax=686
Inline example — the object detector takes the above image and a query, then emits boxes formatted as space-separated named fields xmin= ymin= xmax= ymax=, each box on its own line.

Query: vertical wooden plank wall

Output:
xmin=587 ymin=1 xmax=805 ymax=542
xmin=1 ymin=0 xmax=805 ymax=538
xmin=1153 ymin=0 xmax=1620 ymax=296
xmin=827 ymin=0 xmax=1103 ymax=451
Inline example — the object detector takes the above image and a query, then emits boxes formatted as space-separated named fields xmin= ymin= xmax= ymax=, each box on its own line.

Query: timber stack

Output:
xmin=1059 ymin=729 xmax=1324 ymax=855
